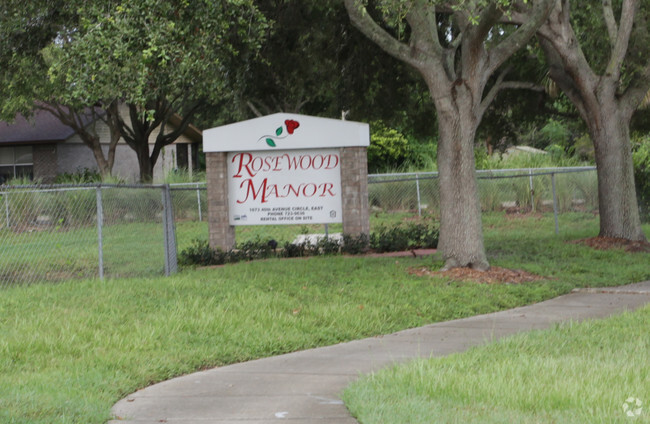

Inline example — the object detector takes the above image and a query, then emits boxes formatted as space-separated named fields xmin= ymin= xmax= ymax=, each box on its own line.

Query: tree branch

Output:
xmin=500 ymin=81 xmax=546 ymax=91
xmin=478 ymin=66 xmax=512 ymax=119
xmin=149 ymin=100 xmax=203 ymax=169
xmin=246 ymin=100 xmax=263 ymax=117
xmin=487 ymin=0 xmax=555 ymax=75
xmin=156 ymin=100 xmax=203 ymax=148
xmin=602 ymin=0 xmax=619 ymax=49
xmin=605 ymin=0 xmax=639 ymax=78
xmin=114 ymin=105 xmax=137 ymax=149
xmin=621 ymin=61 xmax=650 ymax=114
xmin=474 ymin=3 xmax=502 ymax=43
xmin=535 ymin=1 xmax=600 ymax=114
xmin=406 ymin=0 xmax=443 ymax=60
xmin=537 ymin=37 xmax=592 ymax=122
xmin=343 ymin=0 xmax=419 ymax=68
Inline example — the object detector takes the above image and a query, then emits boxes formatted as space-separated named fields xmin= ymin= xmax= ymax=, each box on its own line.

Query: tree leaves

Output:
xmin=0 ymin=0 xmax=269 ymax=180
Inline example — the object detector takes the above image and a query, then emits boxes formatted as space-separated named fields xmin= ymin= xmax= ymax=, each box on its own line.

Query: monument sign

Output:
xmin=203 ymin=113 xmax=370 ymax=250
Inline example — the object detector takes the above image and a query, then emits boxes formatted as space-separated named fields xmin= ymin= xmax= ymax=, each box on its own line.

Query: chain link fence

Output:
xmin=1 ymin=167 xmax=603 ymax=288
xmin=369 ymin=167 xmax=599 ymax=220
xmin=0 ymin=184 xmax=177 ymax=288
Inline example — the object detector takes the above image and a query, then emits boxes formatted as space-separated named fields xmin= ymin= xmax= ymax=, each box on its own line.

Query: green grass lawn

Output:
xmin=0 ymin=214 xmax=648 ymax=423
xmin=343 ymin=305 xmax=650 ymax=424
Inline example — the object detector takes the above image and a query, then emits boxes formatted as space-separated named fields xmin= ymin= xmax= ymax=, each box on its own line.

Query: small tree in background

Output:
xmin=48 ymin=0 xmax=268 ymax=182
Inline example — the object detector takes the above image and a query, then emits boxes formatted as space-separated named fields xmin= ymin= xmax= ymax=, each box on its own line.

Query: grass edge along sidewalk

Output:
xmin=109 ymin=283 xmax=649 ymax=423
xmin=343 ymin=301 xmax=650 ymax=424
xmin=0 ymin=215 xmax=649 ymax=424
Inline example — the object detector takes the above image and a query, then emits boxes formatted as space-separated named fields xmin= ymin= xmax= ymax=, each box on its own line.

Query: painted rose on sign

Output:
xmin=258 ymin=120 xmax=300 ymax=147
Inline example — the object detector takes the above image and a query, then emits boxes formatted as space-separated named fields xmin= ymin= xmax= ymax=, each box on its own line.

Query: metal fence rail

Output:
xmin=0 ymin=167 xmax=606 ymax=288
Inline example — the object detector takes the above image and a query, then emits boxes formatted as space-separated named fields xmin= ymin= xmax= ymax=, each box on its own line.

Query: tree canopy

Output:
xmin=209 ymin=0 xmax=437 ymax=142
xmin=52 ymin=0 xmax=268 ymax=181
xmin=0 ymin=1 xmax=124 ymax=176
xmin=1 ymin=0 xmax=268 ymax=181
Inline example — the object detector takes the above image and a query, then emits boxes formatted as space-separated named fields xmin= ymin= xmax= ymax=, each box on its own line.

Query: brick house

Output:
xmin=0 ymin=108 xmax=201 ymax=184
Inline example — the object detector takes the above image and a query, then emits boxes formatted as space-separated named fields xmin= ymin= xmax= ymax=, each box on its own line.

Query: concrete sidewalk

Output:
xmin=110 ymin=281 xmax=650 ymax=424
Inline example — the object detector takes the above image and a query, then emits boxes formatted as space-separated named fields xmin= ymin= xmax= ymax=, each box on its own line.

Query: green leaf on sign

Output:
xmin=266 ymin=138 xmax=277 ymax=147
xmin=276 ymin=127 xmax=283 ymax=136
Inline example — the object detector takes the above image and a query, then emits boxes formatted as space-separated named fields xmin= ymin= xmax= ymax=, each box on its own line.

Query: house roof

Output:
xmin=169 ymin=113 xmax=203 ymax=144
xmin=1 ymin=107 xmax=202 ymax=146
xmin=0 ymin=108 xmax=86 ymax=145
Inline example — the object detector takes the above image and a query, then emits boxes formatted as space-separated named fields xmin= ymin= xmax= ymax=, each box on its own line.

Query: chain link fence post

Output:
xmin=196 ymin=183 xmax=203 ymax=221
xmin=415 ymin=173 xmax=422 ymax=216
xmin=551 ymin=173 xmax=559 ymax=234
xmin=529 ymin=168 xmax=535 ymax=212
xmin=3 ymin=191 xmax=9 ymax=228
xmin=162 ymin=184 xmax=178 ymax=276
xmin=96 ymin=186 xmax=104 ymax=281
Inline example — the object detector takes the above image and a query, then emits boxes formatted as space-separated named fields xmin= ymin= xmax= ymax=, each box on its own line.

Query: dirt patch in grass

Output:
xmin=570 ymin=237 xmax=650 ymax=253
xmin=409 ymin=266 xmax=545 ymax=284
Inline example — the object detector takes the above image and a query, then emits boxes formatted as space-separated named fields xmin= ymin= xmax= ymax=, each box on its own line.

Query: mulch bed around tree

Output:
xmin=408 ymin=266 xmax=545 ymax=284
xmin=570 ymin=236 xmax=650 ymax=253
xmin=360 ymin=249 xmax=545 ymax=284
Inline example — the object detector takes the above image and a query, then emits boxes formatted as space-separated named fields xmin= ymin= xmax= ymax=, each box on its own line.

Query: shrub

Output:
xmin=281 ymin=240 xmax=316 ymax=258
xmin=404 ymin=138 xmax=437 ymax=171
xmin=317 ymin=237 xmax=341 ymax=255
xmin=178 ymin=239 xmax=221 ymax=266
xmin=370 ymin=225 xmax=410 ymax=253
xmin=54 ymin=168 xmax=102 ymax=184
xmin=633 ymin=135 xmax=650 ymax=222
xmin=179 ymin=221 xmax=439 ymax=266
xmin=572 ymin=133 xmax=595 ymax=161
xmin=234 ymin=236 xmax=276 ymax=260
xmin=368 ymin=121 xmax=410 ymax=173
xmin=341 ymin=233 xmax=370 ymax=255
xmin=518 ymin=118 xmax=572 ymax=151
xmin=180 ymin=237 xmax=279 ymax=266
xmin=404 ymin=220 xmax=440 ymax=249
xmin=370 ymin=220 xmax=439 ymax=253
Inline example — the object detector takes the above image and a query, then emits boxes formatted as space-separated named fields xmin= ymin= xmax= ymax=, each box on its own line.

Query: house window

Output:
xmin=0 ymin=146 xmax=33 ymax=184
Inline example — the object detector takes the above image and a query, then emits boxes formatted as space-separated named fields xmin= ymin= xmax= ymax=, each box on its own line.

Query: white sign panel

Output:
xmin=204 ymin=113 xmax=369 ymax=152
xmin=227 ymin=149 xmax=342 ymax=225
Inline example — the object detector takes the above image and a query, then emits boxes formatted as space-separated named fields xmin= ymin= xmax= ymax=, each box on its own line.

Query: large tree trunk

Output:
xmin=135 ymin=143 xmax=153 ymax=183
xmin=434 ymin=87 xmax=489 ymax=270
xmin=587 ymin=102 xmax=646 ymax=241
